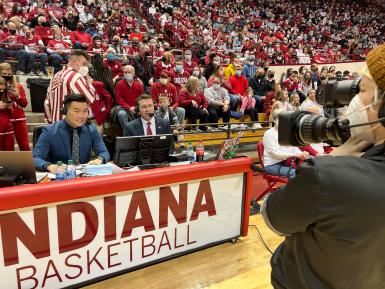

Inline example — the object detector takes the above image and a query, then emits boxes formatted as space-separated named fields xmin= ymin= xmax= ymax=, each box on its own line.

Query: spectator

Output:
xmin=0 ymin=21 xmax=28 ymax=75
xmin=47 ymin=31 xmax=71 ymax=73
xmin=287 ymin=93 xmax=301 ymax=111
xmin=228 ymin=64 xmax=248 ymax=111
xmin=70 ymin=21 xmax=92 ymax=50
xmin=115 ymin=65 xmax=144 ymax=135
xmin=89 ymin=79 xmax=112 ymax=135
xmin=23 ymin=27 xmax=48 ymax=76
xmin=183 ymin=49 xmax=197 ymax=75
xmin=170 ymin=60 xmax=190 ymax=94
xmin=63 ymin=9 xmax=80 ymax=32
xmin=204 ymin=76 xmax=230 ymax=128
xmin=263 ymin=108 xmax=309 ymax=179
xmin=240 ymin=88 xmax=261 ymax=129
xmin=109 ymin=35 xmax=127 ymax=61
xmin=271 ymin=89 xmax=289 ymax=112
xmin=208 ymin=65 xmax=232 ymax=92
xmin=301 ymin=89 xmax=324 ymax=115
xmin=248 ymin=68 xmax=268 ymax=113
xmin=45 ymin=49 xmax=95 ymax=123
xmin=103 ymin=48 xmax=123 ymax=81
xmin=242 ymin=57 xmax=257 ymax=79
xmin=192 ymin=66 xmax=207 ymax=92
xmin=179 ymin=76 xmax=209 ymax=132
xmin=0 ymin=64 xmax=29 ymax=151
xmin=34 ymin=16 xmax=53 ymax=46
xmin=0 ymin=76 xmax=14 ymax=151
xmin=150 ymin=70 xmax=185 ymax=125
xmin=203 ymin=53 xmax=220 ymax=80
xmin=224 ymin=56 xmax=239 ymax=79
xmin=154 ymin=51 xmax=174 ymax=79
xmin=130 ymin=44 xmax=155 ymax=90
xmin=265 ymin=70 xmax=276 ymax=92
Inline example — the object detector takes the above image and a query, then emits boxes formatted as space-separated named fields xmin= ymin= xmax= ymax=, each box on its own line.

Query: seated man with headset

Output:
xmin=33 ymin=94 xmax=110 ymax=173
xmin=123 ymin=94 xmax=172 ymax=136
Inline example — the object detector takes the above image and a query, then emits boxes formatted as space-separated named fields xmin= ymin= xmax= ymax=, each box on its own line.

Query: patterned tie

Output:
xmin=147 ymin=122 xmax=153 ymax=136
xmin=72 ymin=129 xmax=80 ymax=164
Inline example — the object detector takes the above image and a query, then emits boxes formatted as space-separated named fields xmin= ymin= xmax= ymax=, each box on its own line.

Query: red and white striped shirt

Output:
xmin=44 ymin=67 xmax=95 ymax=123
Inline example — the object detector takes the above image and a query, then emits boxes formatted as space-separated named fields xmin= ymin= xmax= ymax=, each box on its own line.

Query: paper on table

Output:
xmin=35 ymin=172 xmax=48 ymax=182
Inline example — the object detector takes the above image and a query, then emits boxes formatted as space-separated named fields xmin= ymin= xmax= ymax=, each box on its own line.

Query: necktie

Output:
xmin=147 ymin=122 xmax=153 ymax=136
xmin=72 ymin=129 xmax=80 ymax=164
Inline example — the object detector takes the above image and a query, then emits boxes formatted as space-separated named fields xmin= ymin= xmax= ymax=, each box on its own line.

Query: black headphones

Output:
xmin=134 ymin=95 xmax=155 ymax=115
xmin=377 ymin=88 xmax=385 ymax=127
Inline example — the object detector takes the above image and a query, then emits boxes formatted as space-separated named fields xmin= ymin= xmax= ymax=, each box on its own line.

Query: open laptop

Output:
xmin=0 ymin=152 xmax=37 ymax=187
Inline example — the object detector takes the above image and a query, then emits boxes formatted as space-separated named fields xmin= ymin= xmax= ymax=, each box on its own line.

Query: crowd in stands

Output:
xmin=0 ymin=0 xmax=383 ymax=152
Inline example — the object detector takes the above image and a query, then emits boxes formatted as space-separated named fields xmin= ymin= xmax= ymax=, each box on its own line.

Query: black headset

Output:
xmin=377 ymin=88 xmax=385 ymax=127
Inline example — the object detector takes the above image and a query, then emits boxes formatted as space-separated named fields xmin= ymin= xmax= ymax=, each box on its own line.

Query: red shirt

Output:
xmin=0 ymin=32 xmax=24 ymax=49
xmin=170 ymin=69 xmax=190 ymax=94
xmin=182 ymin=60 xmax=197 ymax=75
xmin=103 ymin=60 xmax=123 ymax=78
xmin=129 ymin=32 xmax=143 ymax=42
xmin=115 ymin=79 xmax=144 ymax=110
xmin=178 ymin=90 xmax=208 ymax=109
xmin=229 ymin=75 xmax=249 ymax=96
xmin=34 ymin=26 xmax=53 ymax=45
xmin=9 ymin=83 xmax=28 ymax=121
xmin=150 ymin=82 xmax=179 ymax=109
xmin=90 ymin=81 xmax=112 ymax=125
xmin=47 ymin=39 xmax=71 ymax=54
xmin=70 ymin=30 xmax=92 ymax=47
xmin=24 ymin=35 xmax=43 ymax=53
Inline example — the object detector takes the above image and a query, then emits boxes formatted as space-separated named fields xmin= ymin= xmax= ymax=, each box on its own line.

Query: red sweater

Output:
xmin=170 ymin=70 xmax=190 ymax=94
xmin=229 ymin=75 xmax=249 ymax=96
xmin=103 ymin=60 xmax=123 ymax=78
xmin=70 ymin=30 xmax=92 ymax=47
xmin=90 ymin=81 xmax=112 ymax=125
xmin=34 ymin=26 xmax=53 ymax=45
xmin=183 ymin=60 xmax=197 ymax=75
xmin=115 ymin=79 xmax=144 ymax=110
xmin=179 ymin=90 xmax=208 ymax=109
xmin=150 ymin=82 xmax=179 ymax=109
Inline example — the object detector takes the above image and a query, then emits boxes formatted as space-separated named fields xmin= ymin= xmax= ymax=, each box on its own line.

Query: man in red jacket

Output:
xmin=89 ymin=80 xmax=112 ymax=134
xmin=34 ymin=16 xmax=53 ymax=46
xmin=150 ymin=70 xmax=185 ymax=124
xmin=115 ymin=65 xmax=144 ymax=134
xmin=70 ymin=21 xmax=92 ymax=50
xmin=228 ymin=64 xmax=249 ymax=111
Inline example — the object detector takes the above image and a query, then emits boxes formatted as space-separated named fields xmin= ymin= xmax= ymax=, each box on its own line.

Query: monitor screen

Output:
xmin=113 ymin=134 xmax=174 ymax=167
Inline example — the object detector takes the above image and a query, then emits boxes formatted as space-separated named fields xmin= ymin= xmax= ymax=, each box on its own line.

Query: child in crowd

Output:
xmin=240 ymin=88 xmax=261 ymax=129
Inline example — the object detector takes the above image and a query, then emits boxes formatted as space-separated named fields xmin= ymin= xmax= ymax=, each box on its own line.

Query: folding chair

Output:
xmin=256 ymin=142 xmax=288 ymax=199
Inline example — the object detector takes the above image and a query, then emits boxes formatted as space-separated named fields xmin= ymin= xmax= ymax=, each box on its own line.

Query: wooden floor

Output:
xmin=84 ymin=214 xmax=283 ymax=289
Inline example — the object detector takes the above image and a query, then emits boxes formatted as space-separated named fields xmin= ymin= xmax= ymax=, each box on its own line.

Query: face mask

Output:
xmin=213 ymin=84 xmax=220 ymax=90
xmin=9 ymin=29 xmax=16 ymax=35
xmin=248 ymin=61 xmax=254 ymax=66
xmin=345 ymin=94 xmax=375 ymax=143
xmin=107 ymin=53 xmax=115 ymax=61
xmin=213 ymin=61 xmax=220 ymax=66
xmin=2 ymin=75 xmax=12 ymax=81
xmin=78 ymin=26 xmax=84 ymax=31
xmin=185 ymin=55 xmax=192 ymax=61
xmin=144 ymin=51 xmax=151 ymax=57
xmin=235 ymin=70 xmax=242 ymax=77
xmin=192 ymin=71 xmax=200 ymax=77
xmin=160 ymin=78 xmax=168 ymax=85
xmin=125 ymin=74 xmax=133 ymax=82
xmin=78 ymin=66 xmax=89 ymax=77
xmin=175 ymin=65 xmax=183 ymax=73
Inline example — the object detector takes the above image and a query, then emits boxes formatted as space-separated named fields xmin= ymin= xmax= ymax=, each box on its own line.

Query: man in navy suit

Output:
xmin=124 ymin=94 xmax=172 ymax=136
xmin=33 ymin=94 xmax=110 ymax=173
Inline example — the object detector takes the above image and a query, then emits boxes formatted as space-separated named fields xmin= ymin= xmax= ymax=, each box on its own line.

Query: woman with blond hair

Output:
xmin=179 ymin=76 xmax=209 ymax=131
xmin=0 ymin=76 xmax=14 ymax=151
xmin=0 ymin=62 xmax=30 ymax=150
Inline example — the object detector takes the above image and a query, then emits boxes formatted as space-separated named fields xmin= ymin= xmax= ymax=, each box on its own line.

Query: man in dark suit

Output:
xmin=33 ymin=94 xmax=110 ymax=173
xmin=124 ymin=94 xmax=172 ymax=136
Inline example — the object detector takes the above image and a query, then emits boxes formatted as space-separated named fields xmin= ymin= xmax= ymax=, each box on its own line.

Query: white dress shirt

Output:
xmin=141 ymin=117 xmax=156 ymax=136
xmin=263 ymin=127 xmax=302 ymax=166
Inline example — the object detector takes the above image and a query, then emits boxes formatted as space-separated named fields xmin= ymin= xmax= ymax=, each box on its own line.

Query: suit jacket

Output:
xmin=33 ymin=120 xmax=110 ymax=171
xmin=124 ymin=116 xmax=172 ymax=136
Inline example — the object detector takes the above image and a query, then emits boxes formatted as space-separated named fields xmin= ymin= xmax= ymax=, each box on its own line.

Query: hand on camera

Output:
xmin=329 ymin=138 xmax=370 ymax=157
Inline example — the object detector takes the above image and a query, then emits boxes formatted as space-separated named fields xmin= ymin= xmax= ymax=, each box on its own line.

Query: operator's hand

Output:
xmin=329 ymin=137 xmax=370 ymax=157
xmin=88 ymin=158 xmax=103 ymax=165
xmin=296 ymin=151 xmax=309 ymax=160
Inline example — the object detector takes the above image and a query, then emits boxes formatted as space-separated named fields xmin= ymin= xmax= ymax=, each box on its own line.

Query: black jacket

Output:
xmin=263 ymin=144 xmax=385 ymax=289
xmin=130 ymin=56 xmax=155 ymax=87
xmin=248 ymin=76 xmax=268 ymax=96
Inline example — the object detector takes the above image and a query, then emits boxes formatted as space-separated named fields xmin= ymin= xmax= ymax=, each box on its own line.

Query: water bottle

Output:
xmin=187 ymin=142 xmax=195 ymax=163
xmin=56 ymin=161 xmax=66 ymax=181
xmin=66 ymin=160 xmax=76 ymax=179
xmin=195 ymin=140 xmax=204 ymax=162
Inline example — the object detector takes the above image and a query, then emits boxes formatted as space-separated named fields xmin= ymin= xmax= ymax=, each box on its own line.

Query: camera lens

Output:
xmin=317 ymin=79 xmax=360 ymax=107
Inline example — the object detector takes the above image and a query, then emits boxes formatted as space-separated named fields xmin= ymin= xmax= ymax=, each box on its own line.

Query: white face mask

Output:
xmin=345 ymin=94 xmax=375 ymax=143
xmin=212 ymin=84 xmax=220 ymax=90
xmin=78 ymin=66 xmax=89 ymax=77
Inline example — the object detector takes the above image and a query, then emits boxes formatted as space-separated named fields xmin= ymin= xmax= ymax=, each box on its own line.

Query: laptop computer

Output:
xmin=0 ymin=151 xmax=37 ymax=187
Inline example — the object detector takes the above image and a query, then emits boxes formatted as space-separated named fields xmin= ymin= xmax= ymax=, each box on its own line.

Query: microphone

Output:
xmin=148 ymin=112 xmax=155 ymax=117
xmin=342 ymin=116 xmax=385 ymax=129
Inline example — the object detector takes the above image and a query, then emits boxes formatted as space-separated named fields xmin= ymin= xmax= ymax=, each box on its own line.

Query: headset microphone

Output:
xmin=344 ymin=116 xmax=385 ymax=129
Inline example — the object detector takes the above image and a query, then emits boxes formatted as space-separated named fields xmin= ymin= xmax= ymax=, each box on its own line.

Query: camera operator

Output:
xmin=261 ymin=44 xmax=385 ymax=289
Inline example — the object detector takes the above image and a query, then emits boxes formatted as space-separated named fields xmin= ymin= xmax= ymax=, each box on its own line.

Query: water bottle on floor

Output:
xmin=56 ymin=161 xmax=66 ymax=181
xmin=187 ymin=142 xmax=195 ymax=163
xmin=66 ymin=160 xmax=76 ymax=179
